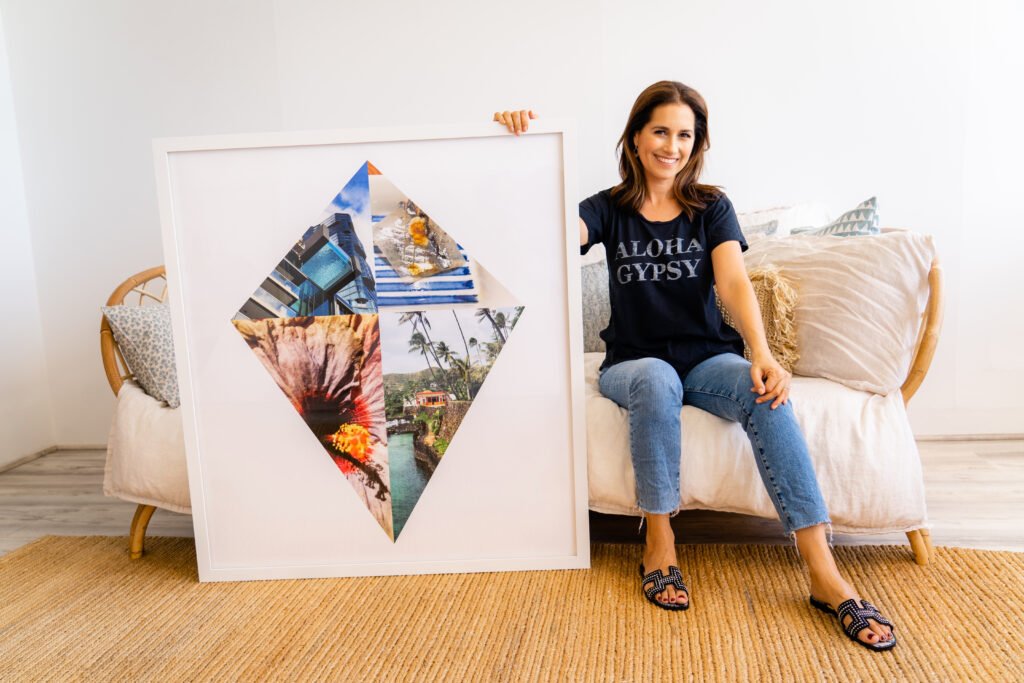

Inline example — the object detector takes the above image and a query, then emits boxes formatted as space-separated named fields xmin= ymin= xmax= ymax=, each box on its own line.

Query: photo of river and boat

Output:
xmin=379 ymin=306 xmax=524 ymax=538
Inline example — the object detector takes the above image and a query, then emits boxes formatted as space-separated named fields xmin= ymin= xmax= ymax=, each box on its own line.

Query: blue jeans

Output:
xmin=598 ymin=353 xmax=831 ymax=535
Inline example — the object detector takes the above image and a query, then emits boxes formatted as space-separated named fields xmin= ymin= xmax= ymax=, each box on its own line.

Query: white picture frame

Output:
xmin=153 ymin=122 xmax=589 ymax=581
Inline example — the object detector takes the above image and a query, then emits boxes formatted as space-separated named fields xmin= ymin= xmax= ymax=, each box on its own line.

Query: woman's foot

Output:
xmin=808 ymin=574 xmax=894 ymax=646
xmin=795 ymin=524 xmax=893 ymax=647
xmin=641 ymin=514 xmax=688 ymax=607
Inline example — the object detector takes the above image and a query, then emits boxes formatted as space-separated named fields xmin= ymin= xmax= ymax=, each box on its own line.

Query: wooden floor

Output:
xmin=1 ymin=441 xmax=1022 ymax=557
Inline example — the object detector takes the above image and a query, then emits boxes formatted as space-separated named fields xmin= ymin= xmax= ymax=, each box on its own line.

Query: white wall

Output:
xmin=0 ymin=8 xmax=55 ymax=466
xmin=949 ymin=1 xmax=1024 ymax=434
xmin=1 ymin=0 xmax=1021 ymax=441
xmin=594 ymin=0 xmax=1024 ymax=436
xmin=0 ymin=0 xmax=283 ymax=446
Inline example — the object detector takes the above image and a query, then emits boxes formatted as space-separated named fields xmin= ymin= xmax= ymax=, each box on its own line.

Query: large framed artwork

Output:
xmin=154 ymin=123 xmax=588 ymax=581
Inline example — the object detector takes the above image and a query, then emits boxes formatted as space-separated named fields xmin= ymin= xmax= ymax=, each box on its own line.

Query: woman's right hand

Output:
xmin=492 ymin=110 xmax=537 ymax=136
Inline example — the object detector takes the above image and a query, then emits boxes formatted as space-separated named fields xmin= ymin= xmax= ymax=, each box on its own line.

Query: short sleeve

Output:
xmin=579 ymin=190 xmax=612 ymax=255
xmin=704 ymin=193 xmax=748 ymax=253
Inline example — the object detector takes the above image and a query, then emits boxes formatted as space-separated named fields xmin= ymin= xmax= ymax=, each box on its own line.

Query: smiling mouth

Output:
xmin=654 ymin=154 xmax=679 ymax=166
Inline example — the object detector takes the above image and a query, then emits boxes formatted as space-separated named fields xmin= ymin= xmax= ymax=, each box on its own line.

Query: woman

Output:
xmin=494 ymin=81 xmax=897 ymax=651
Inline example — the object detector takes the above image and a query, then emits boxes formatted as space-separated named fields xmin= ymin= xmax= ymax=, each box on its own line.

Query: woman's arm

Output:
xmin=711 ymin=241 xmax=791 ymax=409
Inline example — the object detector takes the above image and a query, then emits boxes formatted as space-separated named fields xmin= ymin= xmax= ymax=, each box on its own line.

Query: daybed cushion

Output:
xmin=580 ymin=261 xmax=610 ymax=353
xmin=104 ymin=380 xmax=191 ymax=513
xmin=743 ymin=231 xmax=935 ymax=395
xmin=584 ymin=353 xmax=926 ymax=533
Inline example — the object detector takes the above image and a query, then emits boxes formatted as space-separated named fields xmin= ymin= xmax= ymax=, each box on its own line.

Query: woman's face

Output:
xmin=632 ymin=103 xmax=696 ymax=186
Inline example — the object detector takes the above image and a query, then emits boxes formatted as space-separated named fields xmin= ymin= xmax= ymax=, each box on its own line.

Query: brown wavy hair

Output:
xmin=610 ymin=81 xmax=721 ymax=220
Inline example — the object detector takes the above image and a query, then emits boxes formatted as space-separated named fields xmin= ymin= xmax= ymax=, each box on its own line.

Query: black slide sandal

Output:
xmin=810 ymin=596 xmax=897 ymax=651
xmin=639 ymin=563 xmax=690 ymax=611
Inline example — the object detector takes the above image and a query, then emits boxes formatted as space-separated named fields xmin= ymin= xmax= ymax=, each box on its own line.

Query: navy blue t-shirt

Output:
xmin=580 ymin=189 xmax=748 ymax=378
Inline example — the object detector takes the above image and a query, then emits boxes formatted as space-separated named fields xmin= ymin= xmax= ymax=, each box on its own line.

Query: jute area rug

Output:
xmin=0 ymin=537 xmax=1020 ymax=682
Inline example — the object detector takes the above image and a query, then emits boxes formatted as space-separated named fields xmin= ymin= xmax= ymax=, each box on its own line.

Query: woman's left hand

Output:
xmin=750 ymin=354 xmax=791 ymax=410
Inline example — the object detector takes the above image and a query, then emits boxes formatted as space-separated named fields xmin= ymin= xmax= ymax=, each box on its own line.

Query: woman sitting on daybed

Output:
xmin=494 ymin=81 xmax=897 ymax=651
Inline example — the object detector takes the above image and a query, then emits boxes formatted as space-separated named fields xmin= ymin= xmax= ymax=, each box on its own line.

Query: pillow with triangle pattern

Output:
xmin=791 ymin=197 xmax=879 ymax=237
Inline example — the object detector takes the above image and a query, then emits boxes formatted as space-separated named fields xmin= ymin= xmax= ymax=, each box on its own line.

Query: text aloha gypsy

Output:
xmin=613 ymin=237 xmax=703 ymax=284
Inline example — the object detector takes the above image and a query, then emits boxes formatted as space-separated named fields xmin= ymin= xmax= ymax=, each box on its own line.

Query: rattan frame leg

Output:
xmin=906 ymin=529 xmax=930 ymax=566
xmin=922 ymin=527 xmax=934 ymax=557
xmin=129 ymin=504 xmax=157 ymax=560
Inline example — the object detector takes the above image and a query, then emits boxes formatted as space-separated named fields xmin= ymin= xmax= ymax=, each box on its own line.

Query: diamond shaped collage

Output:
xmin=232 ymin=162 xmax=523 ymax=540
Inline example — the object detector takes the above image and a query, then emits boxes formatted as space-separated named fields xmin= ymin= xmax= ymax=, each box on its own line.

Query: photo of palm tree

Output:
xmin=378 ymin=306 xmax=524 ymax=538
xmin=231 ymin=314 xmax=393 ymax=540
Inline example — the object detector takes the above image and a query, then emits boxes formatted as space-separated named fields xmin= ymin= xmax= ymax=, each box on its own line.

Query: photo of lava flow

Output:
xmin=231 ymin=314 xmax=394 ymax=540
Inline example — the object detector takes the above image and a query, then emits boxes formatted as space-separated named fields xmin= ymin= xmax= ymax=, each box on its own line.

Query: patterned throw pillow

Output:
xmin=101 ymin=303 xmax=180 ymax=408
xmin=715 ymin=268 xmax=800 ymax=372
xmin=580 ymin=261 xmax=611 ymax=353
xmin=791 ymin=197 xmax=879 ymax=237
xmin=742 ymin=219 xmax=780 ymax=244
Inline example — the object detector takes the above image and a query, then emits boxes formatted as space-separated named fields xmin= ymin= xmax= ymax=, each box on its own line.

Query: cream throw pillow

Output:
xmin=743 ymin=232 xmax=935 ymax=395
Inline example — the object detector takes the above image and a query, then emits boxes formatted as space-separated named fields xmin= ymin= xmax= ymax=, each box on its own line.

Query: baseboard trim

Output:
xmin=915 ymin=433 xmax=1024 ymax=442
xmin=0 ymin=446 xmax=59 ymax=474
xmin=0 ymin=444 xmax=108 ymax=474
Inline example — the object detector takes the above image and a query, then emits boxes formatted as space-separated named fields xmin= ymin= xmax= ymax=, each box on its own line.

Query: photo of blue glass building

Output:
xmin=236 ymin=212 xmax=377 ymax=320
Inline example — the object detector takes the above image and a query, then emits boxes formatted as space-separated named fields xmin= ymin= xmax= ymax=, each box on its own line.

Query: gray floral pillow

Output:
xmin=580 ymin=261 xmax=611 ymax=353
xmin=101 ymin=303 xmax=180 ymax=408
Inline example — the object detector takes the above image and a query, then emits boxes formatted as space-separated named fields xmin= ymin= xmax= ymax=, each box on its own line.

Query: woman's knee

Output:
xmin=687 ymin=354 xmax=756 ymax=401
xmin=628 ymin=358 xmax=683 ymax=402
xmin=712 ymin=357 xmax=787 ymax=418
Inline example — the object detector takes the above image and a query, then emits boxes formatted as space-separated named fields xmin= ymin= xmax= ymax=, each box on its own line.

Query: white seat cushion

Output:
xmin=104 ymin=380 xmax=191 ymax=513
xmin=584 ymin=353 xmax=927 ymax=533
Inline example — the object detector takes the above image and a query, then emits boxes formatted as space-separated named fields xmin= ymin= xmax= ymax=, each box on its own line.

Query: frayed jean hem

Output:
xmin=789 ymin=519 xmax=835 ymax=558
xmin=635 ymin=505 xmax=681 ymax=532
xmin=785 ymin=517 xmax=833 ymax=537
xmin=636 ymin=501 xmax=681 ymax=516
